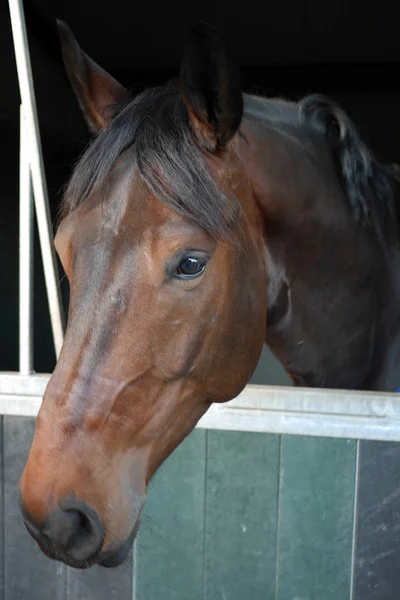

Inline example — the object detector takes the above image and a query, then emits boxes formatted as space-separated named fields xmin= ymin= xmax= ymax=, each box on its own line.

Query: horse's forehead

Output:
xmin=99 ymin=161 xmax=155 ymax=231
xmin=59 ymin=171 xmax=177 ymax=246
xmin=56 ymin=178 xmax=204 ymax=271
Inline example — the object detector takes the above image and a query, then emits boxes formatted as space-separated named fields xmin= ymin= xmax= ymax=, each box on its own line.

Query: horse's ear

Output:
xmin=180 ymin=22 xmax=243 ymax=150
xmin=57 ymin=20 xmax=130 ymax=133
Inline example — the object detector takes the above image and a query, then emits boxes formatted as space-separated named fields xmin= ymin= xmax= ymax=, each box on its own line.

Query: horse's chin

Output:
xmin=98 ymin=512 xmax=142 ymax=569
xmin=97 ymin=541 xmax=132 ymax=568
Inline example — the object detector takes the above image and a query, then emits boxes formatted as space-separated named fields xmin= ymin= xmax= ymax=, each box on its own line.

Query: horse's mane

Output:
xmin=61 ymin=83 xmax=240 ymax=238
xmin=298 ymin=94 xmax=400 ymax=238
xmin=62 ymin=84 xmax=399 ymax=241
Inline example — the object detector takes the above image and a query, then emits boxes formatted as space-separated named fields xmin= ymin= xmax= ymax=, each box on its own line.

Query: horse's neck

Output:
xmin=241 ymin=104 xmax=400 ymax=392
xmin=264 ymin=229 xmax=400 ymax=393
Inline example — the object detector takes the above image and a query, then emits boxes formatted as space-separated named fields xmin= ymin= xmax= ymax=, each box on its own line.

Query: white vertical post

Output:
xmin=19 ymin=105 xmax=33 ymax=375
xmin=9 ymin=0 xmax=65 ymax=358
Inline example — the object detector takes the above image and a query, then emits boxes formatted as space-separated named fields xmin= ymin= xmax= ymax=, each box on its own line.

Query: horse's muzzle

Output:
xmin=21 ymin=497 xmax=105 ymax=569
xmin=21 ymin=495 xmax=142 ymax=569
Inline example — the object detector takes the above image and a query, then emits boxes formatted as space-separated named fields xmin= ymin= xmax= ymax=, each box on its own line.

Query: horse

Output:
xmin=19 ymin=19 xmax=400 ymax=569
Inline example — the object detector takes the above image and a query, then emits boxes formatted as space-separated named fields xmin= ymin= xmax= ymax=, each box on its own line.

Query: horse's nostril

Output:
xmin=22 ymin=499 xmax=104 ymax=564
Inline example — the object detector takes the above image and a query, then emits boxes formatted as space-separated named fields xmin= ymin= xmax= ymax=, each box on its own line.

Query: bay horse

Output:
xmin=20 ymin=20 xmax=400 ymax=569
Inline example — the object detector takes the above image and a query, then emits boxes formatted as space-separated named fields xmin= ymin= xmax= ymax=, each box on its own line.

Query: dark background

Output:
xmin=1 ymin=0 xmax=400 ymax=376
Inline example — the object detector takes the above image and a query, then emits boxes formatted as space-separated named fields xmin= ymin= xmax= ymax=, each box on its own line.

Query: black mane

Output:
xmin=62 ymin=83 xmax=240 ymax=237
xmin=298 ymin=94 xmax=400 ymax=238
xmin=62 ymin=85 xmax=399 ymax=241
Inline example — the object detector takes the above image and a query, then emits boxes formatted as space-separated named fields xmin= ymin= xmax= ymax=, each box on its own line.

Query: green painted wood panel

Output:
xmin=204 ymin=431 xmax=280 ymax=600
xmin=276 ymin=435 xmax=356 ymax=600
xmin=136 ymin=429 xmax=207 ymax=600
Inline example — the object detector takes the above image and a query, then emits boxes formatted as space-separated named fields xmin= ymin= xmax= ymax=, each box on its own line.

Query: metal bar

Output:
xmin=2 ymin=375 xmax=400 ymax=442
xmin=8 ymin=0 xmax=65 ymax=357
xmin=19 ymin=104 xmax=34 ymax=375
xmin=0 ymin=394 xmax=42 ymax=417
xmin=349 ymin=439 xmax=360 ymax=600
xmin=0 ymin=372 xmax=50 ymax=396
xmin=198 ymin=405 xmax=400 ymax=441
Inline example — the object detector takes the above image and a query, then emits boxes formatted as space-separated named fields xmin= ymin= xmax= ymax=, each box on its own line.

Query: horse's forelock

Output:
xmin=61 ymin=85 xmax=240 ymax=238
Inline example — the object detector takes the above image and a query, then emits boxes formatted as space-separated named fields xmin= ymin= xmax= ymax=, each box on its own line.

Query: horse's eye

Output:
xmin=176 ymin=256 xmax=207 ymax=278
